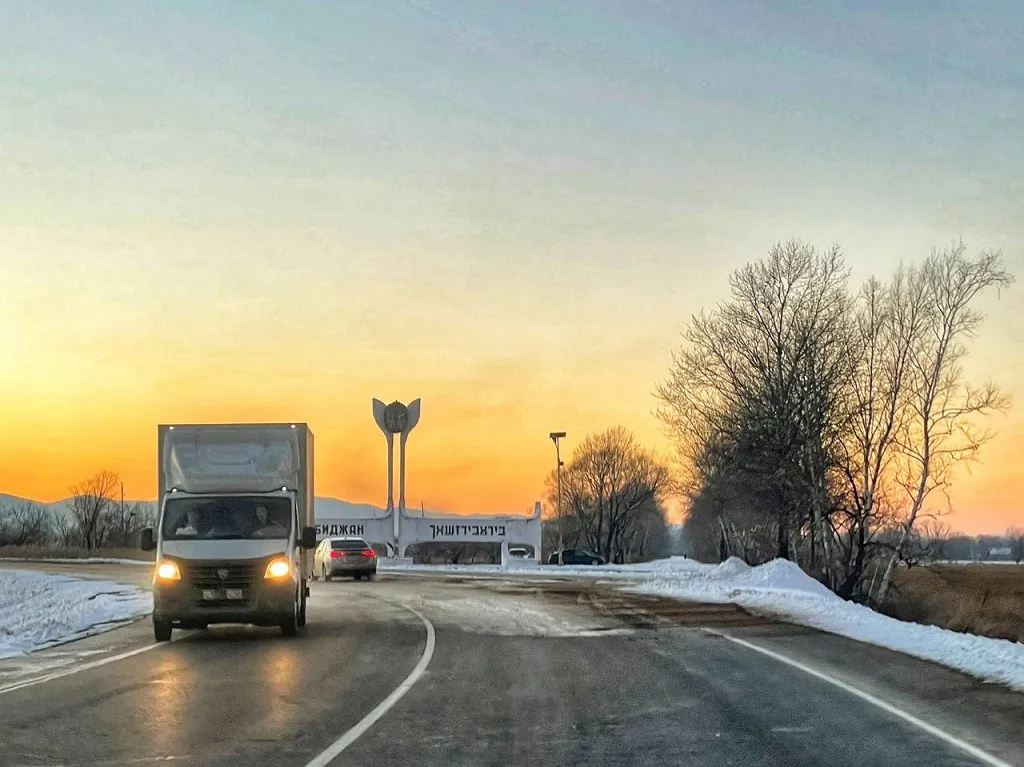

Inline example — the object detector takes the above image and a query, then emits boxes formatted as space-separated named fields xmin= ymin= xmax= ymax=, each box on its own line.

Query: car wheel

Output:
xmin=367 ymin=572 xmax=376 ymax=582
xmin=154 ymin=618 xmax=172 ymax=643
xmin=323 ymin=565 xmax=332 ymax=582
xmin=298 ymin=589 xmax=307 ymax=628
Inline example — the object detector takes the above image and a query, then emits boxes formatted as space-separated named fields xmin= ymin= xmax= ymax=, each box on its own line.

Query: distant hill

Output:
xmin=0 ymin=494 xmax=398 ymax=519
xmin=0 ymin=494 xmax=76 ymax=520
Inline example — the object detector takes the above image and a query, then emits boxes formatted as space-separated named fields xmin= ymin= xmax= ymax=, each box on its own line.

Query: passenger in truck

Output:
xmin=175 ymin=509 xmax=200 ymax=537
xmin=252 ymin=503 xmax=286 ymax=538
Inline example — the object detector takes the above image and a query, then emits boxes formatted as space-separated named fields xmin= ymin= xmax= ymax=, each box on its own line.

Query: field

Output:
xmin=885 ymin=563 xmax=1024 ymax=643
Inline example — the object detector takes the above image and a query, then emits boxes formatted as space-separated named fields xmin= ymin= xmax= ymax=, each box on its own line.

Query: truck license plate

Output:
xmin=225 ymin=588 xmax=244 ymax=600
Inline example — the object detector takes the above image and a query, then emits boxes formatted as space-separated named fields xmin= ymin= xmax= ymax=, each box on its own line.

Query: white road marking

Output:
xmin=706 ymin=629 xmax=1017 ymax=767
xmin=303 ymin=602 xmax=437 ymax=767
xmin=0 ymin=641 xmax=165 ymax=696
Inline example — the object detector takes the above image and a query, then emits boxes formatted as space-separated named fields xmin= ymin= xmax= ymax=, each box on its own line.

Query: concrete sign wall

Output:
xmin=315 ymin=516 xmax=394 ymax=549
xmin=397 ymin=502 xmax=542 ymax=562
xmin=314 ymin=502 xmax=543 ymax=563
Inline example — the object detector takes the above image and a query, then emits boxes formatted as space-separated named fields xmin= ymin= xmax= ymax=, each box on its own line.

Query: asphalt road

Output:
xmin=2 ymin=563 xmax=1023 ymax=767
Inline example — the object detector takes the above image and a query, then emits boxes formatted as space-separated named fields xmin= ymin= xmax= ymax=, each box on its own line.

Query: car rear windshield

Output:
xmin=331 ymin=539 xmax=370 ymax=550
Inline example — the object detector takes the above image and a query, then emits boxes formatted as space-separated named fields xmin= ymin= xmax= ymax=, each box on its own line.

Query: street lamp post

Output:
xmin=549 ymin=431 xmax=566 ymax=563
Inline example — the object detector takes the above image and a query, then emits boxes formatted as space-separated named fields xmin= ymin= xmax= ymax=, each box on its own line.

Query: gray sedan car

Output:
xmin=313 ymin=536 xmax=378 ymax=581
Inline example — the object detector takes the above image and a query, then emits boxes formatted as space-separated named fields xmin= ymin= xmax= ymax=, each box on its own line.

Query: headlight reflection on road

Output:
xmin=138 ymin=654 xmax=198 ymax=754
xmin=258 ymin=646 xmax=301 ymax=731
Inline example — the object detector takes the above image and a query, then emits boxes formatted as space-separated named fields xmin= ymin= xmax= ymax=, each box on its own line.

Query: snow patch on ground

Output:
xmin=0 ymin=570 xmax=153 ymax=659
xmin=415 ymin=592 xmax=630 ymax=638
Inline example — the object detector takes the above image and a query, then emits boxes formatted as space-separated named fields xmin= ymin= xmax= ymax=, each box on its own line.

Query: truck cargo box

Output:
xmin=158 ymin=423 xmax=314 ymax=529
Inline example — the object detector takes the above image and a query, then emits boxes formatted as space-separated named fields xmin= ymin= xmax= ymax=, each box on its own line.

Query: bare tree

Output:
xmin=51 ymin=511 xmax=81 ymax=548
xmin=658 ymin=241 xmax=853 ymax=572
xmin=546 ymin=427 xmax=671 ymax=563
xmin=104 ymin=501 xmax=153 ymax=548
xmin=0 ymin=501 xmax=54 ymax=546
xmin=659 ymin=239 xmax=1012 ymax=602
xmin=900 ymin=519 xmax=952 ymax=568
xmin=68 ymin=470 xmax=120 ymax=551
xmin=1008 ymin=528 xmax=1024 ymax=565
xmin=876 ymin=244 xmax=1013 ymax=602
xmin=833 ymin=270 xmax=927 ymax=597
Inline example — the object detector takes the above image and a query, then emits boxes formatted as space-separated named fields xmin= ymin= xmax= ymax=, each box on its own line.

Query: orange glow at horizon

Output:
xmin=1 ymin=366 xmax=1021 ymax=535
xmin=0 ymin=341 xmax=677 ymax=519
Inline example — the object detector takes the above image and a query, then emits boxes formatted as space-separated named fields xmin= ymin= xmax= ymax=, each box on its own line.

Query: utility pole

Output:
xmin=549 ymin=432 xmax=566 ymax=564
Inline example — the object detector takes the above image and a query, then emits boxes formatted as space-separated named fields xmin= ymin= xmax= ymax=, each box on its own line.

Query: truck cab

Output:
xmin=141 ymin=423 xmax=317 ymax=641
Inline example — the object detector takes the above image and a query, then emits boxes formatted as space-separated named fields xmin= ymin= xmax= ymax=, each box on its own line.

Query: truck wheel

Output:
xmin=280 ymin=596 xmax=299 ymax=637
xmin=154 ymin=619 xmax=172 ymax=642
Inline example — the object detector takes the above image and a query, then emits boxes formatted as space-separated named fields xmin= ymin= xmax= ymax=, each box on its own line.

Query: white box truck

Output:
xmin=140 ymin=422 xmax=317 ymax=641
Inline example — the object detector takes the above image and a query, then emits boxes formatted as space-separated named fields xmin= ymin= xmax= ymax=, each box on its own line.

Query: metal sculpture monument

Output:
xmin=314 ymin=397 xmax=541 ymax=564
xmin=372 ymin=398 xmax=421 ymax=541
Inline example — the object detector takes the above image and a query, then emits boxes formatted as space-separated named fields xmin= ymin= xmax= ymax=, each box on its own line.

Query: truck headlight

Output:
xmin=155 ymin=561 xmax=181 ymax=581
xmin=264 ymin=558 xmax=291 ymax=579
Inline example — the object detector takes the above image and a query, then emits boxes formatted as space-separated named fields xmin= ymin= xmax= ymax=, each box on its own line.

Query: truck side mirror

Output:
xmin=140 ymin=527 xmax=156 ymax=552
xmin=300 ymin=526 xmax=317 ymax=550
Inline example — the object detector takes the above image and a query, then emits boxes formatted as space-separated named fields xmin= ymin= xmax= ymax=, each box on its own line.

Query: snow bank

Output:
xmin=0 ymin=570 xmax=153 ymax=659
xmin=633 ymin=557 xmax=1024 ymax=692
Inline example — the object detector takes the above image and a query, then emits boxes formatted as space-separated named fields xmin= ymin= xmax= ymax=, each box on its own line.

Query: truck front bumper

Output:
xmin=154 ymin=565 xmax=297 ymax=627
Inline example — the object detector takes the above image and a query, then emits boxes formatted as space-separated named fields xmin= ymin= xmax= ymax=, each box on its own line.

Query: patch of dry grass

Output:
xmin=0 ymin=545 xmax=154 ymax=562
xmin=885 ymin=564 xmax=1024 ymax=643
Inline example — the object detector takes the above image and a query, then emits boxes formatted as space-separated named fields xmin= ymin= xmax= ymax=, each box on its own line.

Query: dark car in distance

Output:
xmin=548 ymin=549 xmax=606 ymax=566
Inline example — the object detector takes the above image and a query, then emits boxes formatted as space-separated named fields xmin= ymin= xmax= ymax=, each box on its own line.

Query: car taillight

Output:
xmin=330 ymin=550 xmax=342 ymax=558
xmin=361 ymin=549 xmax=376 ymax=557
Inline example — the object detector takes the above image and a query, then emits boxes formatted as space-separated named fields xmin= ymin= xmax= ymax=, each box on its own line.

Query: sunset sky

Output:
xmin=1 ymin=2 xmax=1021 ymax=534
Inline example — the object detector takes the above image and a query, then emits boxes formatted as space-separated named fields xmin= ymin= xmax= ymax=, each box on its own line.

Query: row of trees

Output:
xmin=0 ymin=470 xmax=154 ymax=550
xmin=543 ymin=427 xmax=673 ymax=564
xmin=939 ymin=529 xmax=1024 ymax=563
xmin=656 ymin=239 xmax=1014 ymax=602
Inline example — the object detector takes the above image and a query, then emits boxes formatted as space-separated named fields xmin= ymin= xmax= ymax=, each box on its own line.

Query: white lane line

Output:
xmin=0 ymin=641 xmax=164 ymax=696
xmin=303 ymin=603 xmax=437 ymax=767
xmin=705 ymin=629 xmax=1017 ymax=767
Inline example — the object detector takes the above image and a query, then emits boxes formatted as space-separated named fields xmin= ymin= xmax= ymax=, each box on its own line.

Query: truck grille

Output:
xmin=182 ymin=561 xmax=261 ymax=589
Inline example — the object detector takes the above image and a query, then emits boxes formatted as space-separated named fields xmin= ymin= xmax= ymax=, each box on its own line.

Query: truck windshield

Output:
xmin=162 ymin=496 xmax=292 ymax=541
